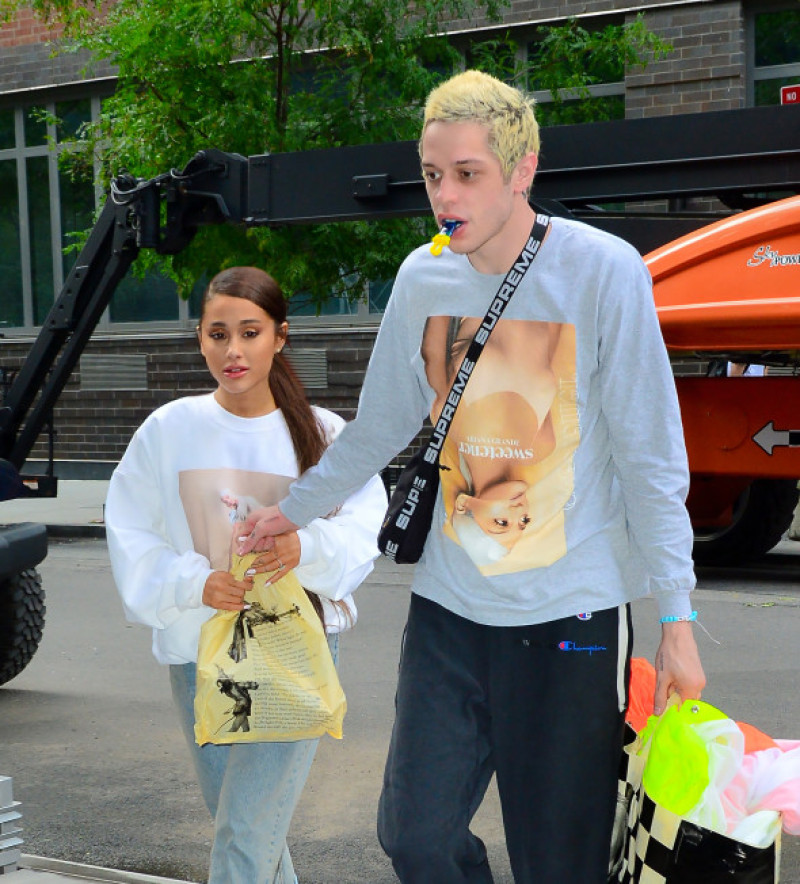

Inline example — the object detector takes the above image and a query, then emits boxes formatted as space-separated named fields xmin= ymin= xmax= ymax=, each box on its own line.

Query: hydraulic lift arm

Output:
xmin=2 ymin=103 xmax=800 ymax=499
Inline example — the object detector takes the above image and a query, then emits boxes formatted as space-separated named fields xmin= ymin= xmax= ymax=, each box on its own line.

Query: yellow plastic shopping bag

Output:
xmin=194 ymin=553 xmax=346 ymax=745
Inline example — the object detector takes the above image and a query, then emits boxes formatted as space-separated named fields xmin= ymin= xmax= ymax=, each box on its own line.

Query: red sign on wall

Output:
xmin=780 ymin=84 xmax=800 ymax=104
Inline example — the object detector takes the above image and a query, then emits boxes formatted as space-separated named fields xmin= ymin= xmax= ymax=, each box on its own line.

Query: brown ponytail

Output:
xmin=267 ymin=354 xmax=328 ymax=474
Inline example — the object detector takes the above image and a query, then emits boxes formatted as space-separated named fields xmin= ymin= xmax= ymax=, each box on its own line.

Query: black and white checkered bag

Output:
xmin=609 ymin=726 xmax=780 ymax=884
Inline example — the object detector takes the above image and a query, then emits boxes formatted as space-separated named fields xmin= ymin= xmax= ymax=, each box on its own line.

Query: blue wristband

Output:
xmin=659 ymin=611 xmax=698 ymax=624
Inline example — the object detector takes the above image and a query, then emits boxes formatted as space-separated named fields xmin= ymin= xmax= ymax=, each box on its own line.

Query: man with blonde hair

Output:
xmin=238 ymin=69 xmax=705 ymax=882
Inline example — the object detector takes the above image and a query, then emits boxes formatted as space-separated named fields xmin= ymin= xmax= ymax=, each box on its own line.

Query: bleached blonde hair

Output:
xmin=421 ymin=70 xmax=540 ymax=181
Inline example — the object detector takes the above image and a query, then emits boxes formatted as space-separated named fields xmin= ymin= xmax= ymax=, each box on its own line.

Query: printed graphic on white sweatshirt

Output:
xmin=421 ymin=316 xmax=579 ymax=575
xmin=178 ymin=469 xmax=293 ymax=571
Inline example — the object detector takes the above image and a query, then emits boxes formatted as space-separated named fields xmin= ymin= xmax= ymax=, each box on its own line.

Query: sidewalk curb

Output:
xmin=46 ymin=525 xmax=106 ymax=541
xmin=19 ymin=854 xmax=198 ymax=884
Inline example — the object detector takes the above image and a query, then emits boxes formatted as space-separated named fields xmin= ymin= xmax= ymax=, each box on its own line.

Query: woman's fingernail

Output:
xmin=243 ymin=604 xmax=251 ymax=610
xmin=245 ymin=568 xmax=256 ymax=576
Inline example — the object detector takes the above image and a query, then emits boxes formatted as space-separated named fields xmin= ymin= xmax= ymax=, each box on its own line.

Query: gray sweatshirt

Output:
xmin=282 ymin=216 xmax=696 ymax=626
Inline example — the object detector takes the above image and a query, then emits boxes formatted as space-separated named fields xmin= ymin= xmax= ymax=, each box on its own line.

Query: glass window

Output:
xmin=56 ymin=98 xmax=91 ymax=142
xmin=290 ymin=55 xmax=331 ymax=96
xmin=755 ymin=9 xmax=800 ymax=67
xmin=59 ymin=167 xmax=95 ymax=280
xmin=368 ymin=279 xmax=393 ymax=313
xmin=187 ymin=275 xmax=208 ymax=320
xmin=465 ymin=36 xmax=520 ymax=83
xmin=527 ymin=39 xmax=624 ymax=91
xmin=3 ymin=93 xmax=196 ymax=330
xmin=4 ymin=86 xmax=395 ymax=330
xmin=23 ymin=106 xmax=47 ymax=146
xmin=0 ymin=160 xmax=23 ymax=328
xmin=534 ymin=93 xmax=624 ymax=127
xmin=287 ymin=291 xmax=359 ymax=317
xmin=753 ymin=9 xmax=800 ymax=106
xmin=526 ymin=37 xmax=625 ymax=126
xmin=0 ymin=109 xmax=15 ymax=151
xmin=27 ymin=156 xmax=54 ymax=326
xmin=110 ymin=269 xmax=180 ymax=323
xmin=755 ymin=74 xmax=800 ymax=106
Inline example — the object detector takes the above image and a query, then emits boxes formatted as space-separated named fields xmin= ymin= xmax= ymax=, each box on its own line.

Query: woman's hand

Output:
xmin=236 ymin=505 xmax=299 ymax=555
xmin=242 ymin=532 xmax=302 ymax=585
xmin=202 ymin=570 xmax=253 ymax=611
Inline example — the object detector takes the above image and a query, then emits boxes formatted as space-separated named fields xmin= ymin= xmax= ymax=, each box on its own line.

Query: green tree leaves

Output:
xmin=7 ymin=2 xmax=670 ymax=309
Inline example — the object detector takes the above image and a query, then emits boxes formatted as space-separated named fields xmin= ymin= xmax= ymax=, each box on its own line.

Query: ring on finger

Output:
xmin=276 ymin=558 xmax=285 ymax=570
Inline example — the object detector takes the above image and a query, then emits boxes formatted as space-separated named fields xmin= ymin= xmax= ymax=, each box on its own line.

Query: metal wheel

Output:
xmin=692 ymin=479 xmax=799 ymax=566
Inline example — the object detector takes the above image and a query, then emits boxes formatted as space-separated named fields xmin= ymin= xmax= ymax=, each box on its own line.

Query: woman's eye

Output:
xmin=494 ymin=519 xmax=509 ymax=528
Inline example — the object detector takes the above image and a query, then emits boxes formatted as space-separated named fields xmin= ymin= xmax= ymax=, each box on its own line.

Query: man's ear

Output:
xmin=513 ymin=152 xmax=538 ymax=194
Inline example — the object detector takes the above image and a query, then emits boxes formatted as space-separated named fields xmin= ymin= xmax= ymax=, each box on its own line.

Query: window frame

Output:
xmin=747 ymin=3 xmax=800 ymax=107
xmin=0 ymin=85 xmax=384 ymax=337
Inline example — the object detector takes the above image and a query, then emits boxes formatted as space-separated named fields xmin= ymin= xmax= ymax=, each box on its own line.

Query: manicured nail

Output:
xmin=245 ymin=568 xmax=256 ymax=576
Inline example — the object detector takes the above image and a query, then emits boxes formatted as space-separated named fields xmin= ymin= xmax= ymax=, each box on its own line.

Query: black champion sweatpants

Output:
xmin=377 ymin=593 xmax=632 ymax=884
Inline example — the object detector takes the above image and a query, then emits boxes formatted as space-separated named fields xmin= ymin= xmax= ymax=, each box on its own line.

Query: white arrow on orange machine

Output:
xmin=753 ymin=421 xmax=800 ymax=455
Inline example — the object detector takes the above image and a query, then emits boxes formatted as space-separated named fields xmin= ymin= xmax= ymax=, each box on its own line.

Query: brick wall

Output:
xmin=0 ymin=328 xmax=380 ymax=475
xmin=0 ymin=7 xmax=63 ymax=47
xmin=0 ymin=8 xmax=113 ymax=93
xmin=445 ymin=0 xmax=748 ymax=118
xmin=1 ymin=323 xmax=712 ymax=478
xmin=448 ymin=0 xmax=699 ymax=32
xmin=626 ymin=2 xmax=746 ymax=116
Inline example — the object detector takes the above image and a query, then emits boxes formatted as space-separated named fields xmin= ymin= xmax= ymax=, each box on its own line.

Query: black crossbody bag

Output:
xmin=378 ymin=214 xmax=551 ymax=564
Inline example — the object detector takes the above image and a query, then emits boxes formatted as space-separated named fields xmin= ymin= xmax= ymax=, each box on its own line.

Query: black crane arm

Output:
xmin=1 ymin=103 xmax=800 ymax=499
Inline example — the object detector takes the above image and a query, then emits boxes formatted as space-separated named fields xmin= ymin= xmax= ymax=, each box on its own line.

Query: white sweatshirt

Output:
xmin=281 ymin=216 xmax=697 ymax=627
xmin=105 ymin=394 xmax=386 ymax=665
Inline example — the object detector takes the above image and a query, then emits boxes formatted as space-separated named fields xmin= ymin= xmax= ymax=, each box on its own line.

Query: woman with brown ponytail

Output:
xmin=105 ymin=266 xmax=386 ymax=884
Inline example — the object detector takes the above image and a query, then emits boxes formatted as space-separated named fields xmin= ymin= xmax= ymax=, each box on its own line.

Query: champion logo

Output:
xmin=558 ymin=641 xmax=607 ymax=655
xmin=576 ymin=612 xmax=592 ymax=621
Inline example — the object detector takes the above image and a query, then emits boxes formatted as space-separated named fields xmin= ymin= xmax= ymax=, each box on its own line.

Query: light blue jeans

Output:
xmin=170 ymin=634 xmax=339 ymax=884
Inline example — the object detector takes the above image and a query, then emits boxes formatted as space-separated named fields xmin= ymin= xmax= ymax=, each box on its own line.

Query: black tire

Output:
xmin=692 ymin=478 xmax=799 ymax=566
xmin=0 ymin=568 xmax=46 ymax=687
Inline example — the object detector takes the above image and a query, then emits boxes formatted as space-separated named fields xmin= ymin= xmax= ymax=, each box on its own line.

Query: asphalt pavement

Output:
xmin=3 ymin=481 xmax=800 ymax=882
xmin=2 ymin=480 xmax=187 ymax=882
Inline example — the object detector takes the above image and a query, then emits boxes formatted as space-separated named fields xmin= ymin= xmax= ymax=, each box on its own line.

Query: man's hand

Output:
xmin=653 ymin=621 xmax=706 ymax=715
xmin=236 ymin=505 xmax=299 ymax=555
xmin=242 ymin=532 xmax=302 ymax=585
xmin=202 ymin=571 xmax=253 ymax=611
